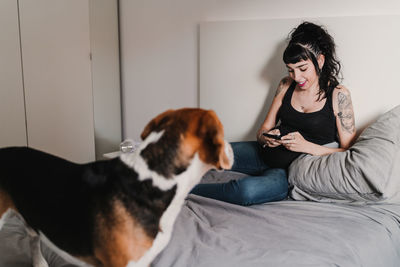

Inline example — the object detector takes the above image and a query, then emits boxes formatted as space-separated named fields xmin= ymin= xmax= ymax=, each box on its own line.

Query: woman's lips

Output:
xmin=298 ymin=81 xmax=306 ymax=87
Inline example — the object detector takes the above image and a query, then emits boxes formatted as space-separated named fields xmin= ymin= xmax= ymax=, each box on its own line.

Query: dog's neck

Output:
xmin=128 ymin=153 xmax=212 ymax=267
xmin=121 ymin=131 xmax=214 ymax=267
xmin=120 ymin=131 xmax=177 ymax=191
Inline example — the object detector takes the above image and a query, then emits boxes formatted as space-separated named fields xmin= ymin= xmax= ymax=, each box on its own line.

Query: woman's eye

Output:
xmin=300 ymin=68 xmax=307 ymax=72
xmin=287 ymin=69 xmax=294 ymax=73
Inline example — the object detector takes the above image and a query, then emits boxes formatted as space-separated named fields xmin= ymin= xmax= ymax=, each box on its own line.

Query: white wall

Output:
xmin=120 ymin=0 xmax=400 ymax=141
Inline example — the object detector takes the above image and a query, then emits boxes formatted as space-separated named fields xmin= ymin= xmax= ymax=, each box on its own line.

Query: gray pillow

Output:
xmin=288 ymin=105 xmax=400 ymax=203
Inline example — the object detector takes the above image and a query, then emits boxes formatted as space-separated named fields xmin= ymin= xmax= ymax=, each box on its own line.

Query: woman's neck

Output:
xmin=296 ymin=83 xmax=320 ymax=96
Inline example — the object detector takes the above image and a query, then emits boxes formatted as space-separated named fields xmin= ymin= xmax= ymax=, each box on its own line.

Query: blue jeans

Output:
xmin=190 ymin=141 xmax=288 ymax=206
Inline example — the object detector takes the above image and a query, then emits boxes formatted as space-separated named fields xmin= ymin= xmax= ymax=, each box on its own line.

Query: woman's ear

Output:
xmin=318 ymin=54 xmax=325 ymax=70
xmin=197 ymin=110 xmax=233 ymax=170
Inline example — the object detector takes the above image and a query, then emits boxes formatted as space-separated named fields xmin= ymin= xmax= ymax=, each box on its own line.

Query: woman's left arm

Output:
xmin=332 ymin=86 xmax=357 ymax=149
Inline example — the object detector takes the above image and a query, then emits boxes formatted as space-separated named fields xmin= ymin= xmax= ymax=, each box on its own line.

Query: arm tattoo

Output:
xmin=275 ymin=77 xmax=290 ymax=97
xmin=337 ymin=92 xmax=355 ymax=134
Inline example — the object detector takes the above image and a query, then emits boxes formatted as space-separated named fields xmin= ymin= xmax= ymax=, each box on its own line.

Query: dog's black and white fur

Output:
xmin=0 ymin=108 xmax=234 ymax=267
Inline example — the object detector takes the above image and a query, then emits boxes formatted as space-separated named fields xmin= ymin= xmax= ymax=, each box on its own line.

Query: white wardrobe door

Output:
xmin=19 ymin=0 xmax=95 ymax=163
xmin=0 ymin=0 xmax=27 ymax=147
xmin=89 ymin=0 xmax=122 ymax=159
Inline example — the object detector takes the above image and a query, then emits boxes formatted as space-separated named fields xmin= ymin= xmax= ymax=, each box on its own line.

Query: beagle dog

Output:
xmin=0 ymin=108 xmax=234 ymax=267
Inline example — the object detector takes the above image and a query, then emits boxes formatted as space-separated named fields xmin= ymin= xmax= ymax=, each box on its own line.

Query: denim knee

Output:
xmin=261 ymin=168 xmax=287 ymax=179
xmin=230 ymin=141 xmax=267 ymax=175
xmin=234 ymin=174 xmax=288 ymax=206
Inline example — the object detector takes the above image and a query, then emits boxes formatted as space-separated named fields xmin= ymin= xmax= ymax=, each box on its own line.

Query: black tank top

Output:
xmin=262 ymin=81 xmax=337 ymax=169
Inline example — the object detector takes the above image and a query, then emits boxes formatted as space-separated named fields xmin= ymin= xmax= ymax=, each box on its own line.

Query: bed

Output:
xmin=153 ymin=189 xmax=400 ymax=267
xmin=2 ymin=175 xmax=400 ymax=267
xmin=1 ymin=106 xmax=400 ymax=267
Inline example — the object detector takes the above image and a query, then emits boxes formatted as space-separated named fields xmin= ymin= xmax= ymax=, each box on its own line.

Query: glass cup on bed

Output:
xmin=119 ymin=139 xmax=141 ymax=153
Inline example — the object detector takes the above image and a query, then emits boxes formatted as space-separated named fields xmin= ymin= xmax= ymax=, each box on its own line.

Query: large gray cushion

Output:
xmin=288 ymin=105 xmax=400 ymax=203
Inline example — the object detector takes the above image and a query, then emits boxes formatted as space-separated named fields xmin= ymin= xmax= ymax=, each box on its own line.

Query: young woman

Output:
xmin=191 ymin=21 xmax=357 ymax=206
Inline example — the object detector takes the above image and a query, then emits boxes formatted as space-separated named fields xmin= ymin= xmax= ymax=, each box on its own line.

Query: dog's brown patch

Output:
xmin=94 ymin=200 xmax=153 ymax=267
xmin=0 ymin=189 xmax=16 ymax=216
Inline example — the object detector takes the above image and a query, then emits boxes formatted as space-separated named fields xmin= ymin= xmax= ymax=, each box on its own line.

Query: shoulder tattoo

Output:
xmin=275 ymin=77 xmax=291 ymax=97
xmin=337 ymin=91 xmax=355 ymax=134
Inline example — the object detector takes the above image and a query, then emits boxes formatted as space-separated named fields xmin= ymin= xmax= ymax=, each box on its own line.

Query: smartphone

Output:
xmin=263 ymin=133 xmax=281 ymax=140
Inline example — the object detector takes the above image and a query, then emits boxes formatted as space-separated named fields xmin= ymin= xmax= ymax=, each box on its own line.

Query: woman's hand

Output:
xmin=261 ymin=129 xmax=282 ymax=148
xmin=281 ymin=131 xmax=309 ymax=153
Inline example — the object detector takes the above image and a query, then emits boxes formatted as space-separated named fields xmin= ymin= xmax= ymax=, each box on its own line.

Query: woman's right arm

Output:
xmin=257 ymin=77 xmax=292 ymax=146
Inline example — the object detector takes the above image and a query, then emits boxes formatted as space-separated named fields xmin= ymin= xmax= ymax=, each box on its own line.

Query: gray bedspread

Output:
xmin=2 ymin=172 xmax=400 ymax=267
xmin=153 ymin=195 xmax=400 ymax=267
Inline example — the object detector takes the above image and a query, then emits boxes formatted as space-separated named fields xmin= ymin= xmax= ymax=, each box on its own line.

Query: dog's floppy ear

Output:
xmin=141 ymin=109 xmax=175 ymax=140
xmin=198 ymin=110 xmax=232 ymax=170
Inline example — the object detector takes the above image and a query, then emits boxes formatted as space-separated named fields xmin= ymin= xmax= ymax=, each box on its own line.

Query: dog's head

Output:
xmin=139 ymin=108 xmax=233 ymax=178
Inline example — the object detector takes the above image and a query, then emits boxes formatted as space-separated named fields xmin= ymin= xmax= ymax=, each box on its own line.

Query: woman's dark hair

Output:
xmin=283 ymin=21 xmax=341 ymax=100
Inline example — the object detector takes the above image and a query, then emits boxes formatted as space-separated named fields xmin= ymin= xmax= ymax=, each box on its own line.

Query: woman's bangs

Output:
xmin=283 ymin=44 xmax=310 ymax=64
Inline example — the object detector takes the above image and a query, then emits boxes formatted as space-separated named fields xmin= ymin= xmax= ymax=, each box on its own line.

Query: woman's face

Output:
xmin=286 ymin=58 xmax=319 ymax=91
